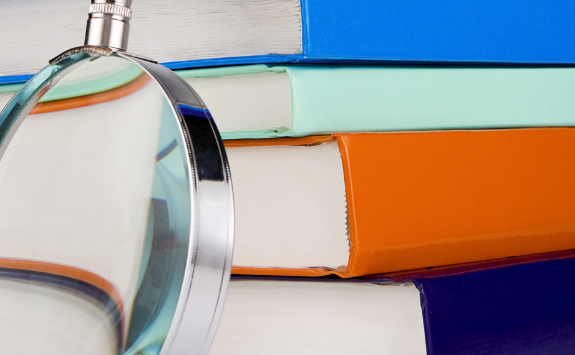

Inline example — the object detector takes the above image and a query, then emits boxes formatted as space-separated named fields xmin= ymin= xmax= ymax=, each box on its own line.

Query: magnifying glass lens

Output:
xmin=0 ymin=55 xmax=193 ymax=355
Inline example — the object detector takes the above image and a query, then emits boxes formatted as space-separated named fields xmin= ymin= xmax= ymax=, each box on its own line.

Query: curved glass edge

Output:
xmin=0 ymin=51 xmax=193 ymax=355
xmin=0 ymin=53 xmax=92 ymax=155
xmin=119 ymin=55 xmax=234 ymax=355
xmin=122 ymin=90 xmax=193 ymax=355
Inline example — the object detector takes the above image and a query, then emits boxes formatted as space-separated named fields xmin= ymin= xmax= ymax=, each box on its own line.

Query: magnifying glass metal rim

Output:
xmin=0 ymin=45 xmax=234 ymax=355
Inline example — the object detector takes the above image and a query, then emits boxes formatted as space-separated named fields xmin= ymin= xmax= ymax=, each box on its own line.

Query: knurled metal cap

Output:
xmin=88 ymin=3 xmax=132 ymax=19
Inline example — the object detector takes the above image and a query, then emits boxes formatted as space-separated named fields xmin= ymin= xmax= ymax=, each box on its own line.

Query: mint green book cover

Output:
xmin=286 ymin=66 xmax=575 ymax=136
xmin=3 ymin=65 xmax=575 ymax=139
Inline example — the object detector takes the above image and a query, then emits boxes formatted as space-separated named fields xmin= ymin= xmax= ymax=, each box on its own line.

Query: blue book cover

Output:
xmin=301 ymin=0 xmax=575 ymax=64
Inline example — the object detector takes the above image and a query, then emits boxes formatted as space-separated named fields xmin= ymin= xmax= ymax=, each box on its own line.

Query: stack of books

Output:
xmin=2 ymin=1 xmax=575 ymax=354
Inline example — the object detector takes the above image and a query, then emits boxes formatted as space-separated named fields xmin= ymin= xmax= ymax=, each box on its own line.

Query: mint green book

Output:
xmin=2 ymin=65 xmax=575 ymax=139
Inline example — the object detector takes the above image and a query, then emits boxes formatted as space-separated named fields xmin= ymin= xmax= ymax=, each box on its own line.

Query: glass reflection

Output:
xmin=0 ymin=56 xmax=191 ymax=355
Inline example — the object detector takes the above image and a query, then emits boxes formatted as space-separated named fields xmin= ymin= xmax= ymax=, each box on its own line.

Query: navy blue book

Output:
xmin=390 ymin=251 xmax=575 ymax=355
xmin=2 ymin=0 xmax=575 ymax=84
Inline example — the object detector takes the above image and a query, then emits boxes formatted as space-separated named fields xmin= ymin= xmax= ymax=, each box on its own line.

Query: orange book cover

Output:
xmin=227 ymin=128 xmax=575 ymax=277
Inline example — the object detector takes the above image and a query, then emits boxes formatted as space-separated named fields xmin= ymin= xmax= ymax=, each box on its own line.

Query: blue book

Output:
xmin=3 ymin=0 xmax=575 ymax=84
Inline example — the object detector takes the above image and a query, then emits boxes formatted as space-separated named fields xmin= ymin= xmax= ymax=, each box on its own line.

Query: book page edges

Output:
xmin=223 ymin=135 xmax=334 ymax=148
xmin=225 ymin=134 xmax=354 ymax=278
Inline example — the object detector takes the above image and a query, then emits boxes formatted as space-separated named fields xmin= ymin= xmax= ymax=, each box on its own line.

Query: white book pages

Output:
xmin=0 ymin=0 xmax=302 ymax=76
xmin=226 ymin=141 xmax=350 ymax=269
xmin=210 ymin=281 xmax=426 ymax=355
xmin=184 ymin=71 xmax=292 ymax=134
xmin=0 ymin=278 xmax=117 ymax=355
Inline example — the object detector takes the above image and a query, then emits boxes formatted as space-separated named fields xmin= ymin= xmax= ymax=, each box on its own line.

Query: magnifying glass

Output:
xmin=0 ymin=1 xmax=234 ymax=355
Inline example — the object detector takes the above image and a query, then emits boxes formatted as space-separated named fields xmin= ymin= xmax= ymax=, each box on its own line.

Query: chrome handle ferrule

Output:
xmin=84 ymin=0 xmax=133 ymax=51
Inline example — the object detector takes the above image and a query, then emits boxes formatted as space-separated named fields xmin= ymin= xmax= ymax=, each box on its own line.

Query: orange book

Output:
xmin=226 ymin=128 xmax=575 ymax=277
